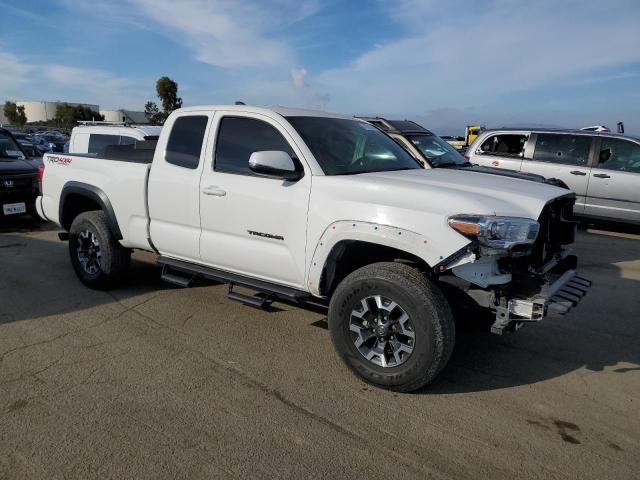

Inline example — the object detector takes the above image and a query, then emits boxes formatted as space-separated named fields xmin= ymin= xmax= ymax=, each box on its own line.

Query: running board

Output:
xmin=157 ymin=256 xmax=311 ymax=305
xmin=228 ymin=285 xmax=274 ymax=308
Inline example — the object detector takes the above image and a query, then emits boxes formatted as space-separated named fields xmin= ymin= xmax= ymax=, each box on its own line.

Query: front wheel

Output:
xmin=68 ymin=211 xmax=130 ymax=289
xmin=328 ymin=262 xmax=455 ymax=392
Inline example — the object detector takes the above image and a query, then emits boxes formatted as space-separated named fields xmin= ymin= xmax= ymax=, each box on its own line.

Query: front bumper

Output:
xmin=491 ymin=269 xmax=591 ymax=334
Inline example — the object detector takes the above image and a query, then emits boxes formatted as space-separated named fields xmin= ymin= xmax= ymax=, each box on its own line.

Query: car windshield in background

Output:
xmin=0 ymin=132 xmax=25 ymax=159
xmin=286 ymin=116 xmax=421 ymax=175
xmin=407 ymin=134 xmax=467 ymax=167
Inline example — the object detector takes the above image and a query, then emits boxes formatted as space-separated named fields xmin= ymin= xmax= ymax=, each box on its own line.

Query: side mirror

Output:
xmin=248 ymin=151 xmax=303 ymax=181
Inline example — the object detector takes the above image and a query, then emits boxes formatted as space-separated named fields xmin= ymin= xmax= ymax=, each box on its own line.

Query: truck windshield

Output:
xmin=286 ymin=116 xmax=421 ymax=175
xmin=406 ymin=134 xmax=467 ymax=167
xmin=0 ymin=131 xmax=25 ymax=159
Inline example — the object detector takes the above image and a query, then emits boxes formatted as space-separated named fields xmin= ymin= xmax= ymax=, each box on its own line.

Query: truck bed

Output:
xmin=39 ymin=153 xmax=153 ymax=251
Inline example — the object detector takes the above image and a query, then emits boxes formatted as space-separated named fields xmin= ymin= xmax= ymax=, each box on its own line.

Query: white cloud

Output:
xmin=318 ymin=0 xmax=640 ymax=113
xmin=0 ymin=50 xmax=147 ymax=110
xmin=0 ymin=52 xmax=36 ymax=96
xmin=290 ymin=68 xmax=308 ymax=88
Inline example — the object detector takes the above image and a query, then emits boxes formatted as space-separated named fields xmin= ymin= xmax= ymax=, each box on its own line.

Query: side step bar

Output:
xmin=157 ymin=256 xmax=311 ymax=307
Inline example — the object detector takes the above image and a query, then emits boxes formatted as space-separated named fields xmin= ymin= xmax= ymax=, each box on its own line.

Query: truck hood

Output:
xmin=315 ymin=168 xmax=571 ymax=222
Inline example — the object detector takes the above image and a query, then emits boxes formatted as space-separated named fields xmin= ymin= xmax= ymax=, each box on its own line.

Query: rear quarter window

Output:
xmin=533 ymin=134 xmax=591 ymax=166
xmin=165 ymin=115 xmax=209 ymax=169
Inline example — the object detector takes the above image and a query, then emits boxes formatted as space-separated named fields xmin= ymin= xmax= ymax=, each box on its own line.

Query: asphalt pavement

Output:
xmin=1 ymin=217 xmax=638 ymax=479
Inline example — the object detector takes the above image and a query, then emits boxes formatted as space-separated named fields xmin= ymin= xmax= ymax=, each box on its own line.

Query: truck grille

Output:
xmin=0 ymin=174 xmax=37 ymax=197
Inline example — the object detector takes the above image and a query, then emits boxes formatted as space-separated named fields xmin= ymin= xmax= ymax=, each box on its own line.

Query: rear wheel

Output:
xmin=328 ymin=262 xmax=455 ymax=392
xmin=68 ymin=211 xmax=130 ymax=289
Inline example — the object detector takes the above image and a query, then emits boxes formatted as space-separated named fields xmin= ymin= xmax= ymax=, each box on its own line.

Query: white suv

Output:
xmin=68 ymin=123 xmax=162 ymax=156
xmin=467 ymin=129 xmax=640 ymax=225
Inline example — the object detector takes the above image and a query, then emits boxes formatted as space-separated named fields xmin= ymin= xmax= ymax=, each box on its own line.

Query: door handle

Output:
xmin=201 ymin=186 xmax=227 ymax=196
xmin=593 ymin=173 xmax=610 ymax=179
xmin=570 ymin=170 xmax=586 ymax=176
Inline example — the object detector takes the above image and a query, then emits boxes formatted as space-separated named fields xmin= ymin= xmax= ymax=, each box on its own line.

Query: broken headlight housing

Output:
xmin=448 ymin=215 xmax=540 ymax=250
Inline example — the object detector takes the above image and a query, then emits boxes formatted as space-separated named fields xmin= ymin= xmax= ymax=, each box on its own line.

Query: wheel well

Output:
xmin=60 ymin=193 xmax=101 ymax=231
xmin=319 ymin=240 xmax=430 ymax=296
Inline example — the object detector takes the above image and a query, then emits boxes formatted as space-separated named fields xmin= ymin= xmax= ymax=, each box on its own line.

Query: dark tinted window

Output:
xmin=120 ymin=136 xmax=136 ymax=146
xmin=479 ymin=134 xmax=527 ymax=157
xmin=88 ymin=134 xmax=119 ymax=155
xmin=597 ymin=138 xmax=640 ymax=173
xmin=287 ymin=117 xmax=420 ymax=175
xmin=165 ymin=115 xmax=208 ymax=169
xmin=215 ymin=117 xmax=293 ymax=175
xmin=533 ymin=134 xmax=591 ymax=165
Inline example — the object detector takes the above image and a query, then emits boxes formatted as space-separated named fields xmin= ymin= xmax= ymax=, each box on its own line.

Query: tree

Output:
xmin=156 ymin=76 xmax=182 ymax=117
xmin=143 ymin=76 xmax=182 ymax=125
xmin=144 ymin=101 xmax=162 ymax=125
xmin=3 ymin=101 xmax=26 ymax=126
xmin=54 ymin=103 xmax=104 ymax=129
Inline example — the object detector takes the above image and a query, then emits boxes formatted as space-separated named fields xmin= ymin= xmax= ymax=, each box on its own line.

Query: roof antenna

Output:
xmin=235 ymin=101 xmax=246 ymax=105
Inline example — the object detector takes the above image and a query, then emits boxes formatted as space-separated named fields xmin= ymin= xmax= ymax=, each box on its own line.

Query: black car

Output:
xmin=0 ymin=128 xmax=42 ymax=219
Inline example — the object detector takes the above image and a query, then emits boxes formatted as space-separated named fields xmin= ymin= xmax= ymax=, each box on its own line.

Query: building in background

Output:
xmin=16 ymin=101 xmax=100 ymax=123
xmin=100 ymin=109 xmax=149 ymax=124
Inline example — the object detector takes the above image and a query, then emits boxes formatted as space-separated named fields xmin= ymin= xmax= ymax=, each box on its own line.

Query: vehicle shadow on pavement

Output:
xmin=2 ymin=218 xmax=638 ymax=394
xmin=0 ymin=219 xmax=168 ymax=326
xmin=426 ymin=229 xmax=640 ymax=394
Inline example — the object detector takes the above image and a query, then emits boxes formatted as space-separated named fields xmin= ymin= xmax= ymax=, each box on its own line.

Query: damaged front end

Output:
xmin=438 ymin=195 xmax=592 ymax=334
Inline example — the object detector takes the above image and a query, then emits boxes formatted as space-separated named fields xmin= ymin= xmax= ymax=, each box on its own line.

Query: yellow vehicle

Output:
xmin=445 ymin=125 xmax=485 ymax=152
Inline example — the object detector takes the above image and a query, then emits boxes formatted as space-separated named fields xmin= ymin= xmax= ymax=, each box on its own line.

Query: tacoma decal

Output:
xmin=47 ymin=156 xmax=73 ymax=166
xmin=247 ymin=230 xmax=284 ymax=241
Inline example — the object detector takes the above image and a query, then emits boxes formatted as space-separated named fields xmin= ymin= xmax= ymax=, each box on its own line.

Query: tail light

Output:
xmin=464 ymin=155 xmax=470 ymax=161
xmin=37 ymin=163 xmax=45 ymax=192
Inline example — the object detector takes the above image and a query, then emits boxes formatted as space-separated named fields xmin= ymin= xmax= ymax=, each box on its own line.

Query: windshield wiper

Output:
xmin=435 ymin=161 xmax=472 ymax=168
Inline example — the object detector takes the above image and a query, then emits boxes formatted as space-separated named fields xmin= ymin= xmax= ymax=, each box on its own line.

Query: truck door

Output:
xmin=148 ymin=113 xmax=211 ymax=262
xmin=584 ymin=137 xmax=640 ymax=223
xmin=520 ymin=133 xmax=592 ymax=215
xmin=198 ymin=112 xmax=311 ymax=288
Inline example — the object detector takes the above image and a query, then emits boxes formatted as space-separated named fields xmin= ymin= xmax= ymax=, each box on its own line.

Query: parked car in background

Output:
xmin=68 ymin=122 xmax=162 ymax=156
xmin=0 ymin=128 xmax=41 ymax=219
xmin=467 ymin=129 xmax=640 ymax=225
xmin=358 ymin=117 xmax=565 ymax=186
xmin=33 ymin=133 xmax=67 ymax=153
xmin=12 ymin=133 xmax=41 ymax=157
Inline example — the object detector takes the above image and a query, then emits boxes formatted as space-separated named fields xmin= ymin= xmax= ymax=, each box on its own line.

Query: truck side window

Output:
xmin=215 ymin=117 xmax=294 ymax=176
xmin=88 ymin=134 xmax=119 ymax=155
xmin=597 ymin=138 xmax=640 ymax=173
xmin=478 ymin=134 xmax=527 ymax=157
xmin=165 ymin=115 xmax=208 ymax=169
xmin=533 ymin=134 xmax=591 ymax=166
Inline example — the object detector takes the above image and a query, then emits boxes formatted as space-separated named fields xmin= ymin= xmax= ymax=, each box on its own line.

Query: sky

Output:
xmin=1 ymin=0 xmax=640 ymax=135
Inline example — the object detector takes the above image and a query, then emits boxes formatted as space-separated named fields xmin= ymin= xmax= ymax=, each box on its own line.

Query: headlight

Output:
xmin=448 ymin=214 xmax=539 ymax=249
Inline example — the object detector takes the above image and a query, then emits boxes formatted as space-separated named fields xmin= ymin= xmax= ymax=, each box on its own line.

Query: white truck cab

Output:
xmin=36 ymin=105 xmax=591 ymax=392
xmin=69 ymin=122 xmax=162 ymax=155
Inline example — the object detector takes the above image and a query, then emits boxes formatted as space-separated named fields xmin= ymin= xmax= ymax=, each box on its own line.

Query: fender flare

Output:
xmin=59 ymin=181 xmax=122 ymax=240
xmin=306 ymin=220 xmax=433 ymax=297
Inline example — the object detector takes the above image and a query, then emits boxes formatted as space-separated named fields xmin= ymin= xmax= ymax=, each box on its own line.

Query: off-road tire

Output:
xmin=68 ymin=211 xmax=130 ymax=289
xmin=328 ymin=262 xmax=455 ymax=392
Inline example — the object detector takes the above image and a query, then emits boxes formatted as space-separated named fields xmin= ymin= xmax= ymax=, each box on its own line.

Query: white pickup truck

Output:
xmin=36 ymin=105 xmax=591 ymax=392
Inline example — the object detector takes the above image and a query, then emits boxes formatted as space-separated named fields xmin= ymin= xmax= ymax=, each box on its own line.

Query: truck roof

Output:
xmin=482 ymin=127 xmax=640 ymax=142
xmin=177 ymin=105 xmax=354 ymax=120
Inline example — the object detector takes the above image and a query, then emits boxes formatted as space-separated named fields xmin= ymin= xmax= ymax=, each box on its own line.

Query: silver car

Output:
xmin=467 ymin=129 xmax=640 ymax=225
